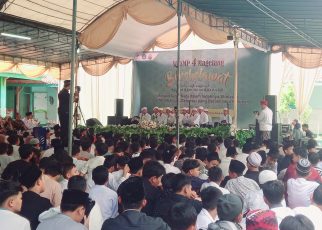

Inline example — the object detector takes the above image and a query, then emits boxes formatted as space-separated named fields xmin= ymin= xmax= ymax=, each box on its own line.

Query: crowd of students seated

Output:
xmin=0 ymin=124 xmax=321 ymax=230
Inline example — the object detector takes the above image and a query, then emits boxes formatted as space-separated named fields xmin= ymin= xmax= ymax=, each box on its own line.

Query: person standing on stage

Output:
xmin=190 ymin=108 xmax=200 ymax=126
xmin=181 ymin=107 xmax=190 ymax=126
xmin=58 ymin=80 xmax=71 ymax=147
xmin=220 ymin=108 xmax=232 ymax=124
xmin=255 ymin=100 xmax=273 ymax=141
xmin=151 ymin=107 xmax=159 ymax=122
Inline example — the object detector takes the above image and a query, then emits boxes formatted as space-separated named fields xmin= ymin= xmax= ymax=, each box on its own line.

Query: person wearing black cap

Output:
xmin=225 ymin=160 xmax=260 ymax=212
xmin=58 ymin=80 xmax=71 ymax=147
xmin=20 ymin=165 xmax=52 ymax=230
xmin=37 ymin=189 xmax=90 ymax=230
xmin=208 ymin=194 xmax=243 ymax=230
xmin=102 ymin=176 xmax=170 ymax=230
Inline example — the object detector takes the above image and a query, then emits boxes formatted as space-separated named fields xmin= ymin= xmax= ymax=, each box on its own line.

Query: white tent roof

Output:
xmin=1 ymin=0 xmax=125 ymax=31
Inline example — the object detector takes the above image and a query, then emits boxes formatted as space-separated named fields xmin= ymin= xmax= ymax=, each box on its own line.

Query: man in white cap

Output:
xmin=181 ymin=108 xmax=190 ymax=126
xmin=151 ymin=107 xmax=159 ymax=122
xmin=244 ymin=152 xmax=262 ymax=185
xmin=157 ymin=108 xmax=168 ymax=125
xmin=139 ymin=107 xmax=151 ymax=122
xmin=244 ymin=170 xmax=279 ymax=212
xmin=220 ymin=108 xmax=232 ymax=124
xmin=166 ymin=108 xmax=176 ymax=126
xmin=198 ymin=106 xmax=208 ymax=127
xmin=189 ymin=108 xmax=200 ymax=126
xmin=204 ymin=109 xmax=212 ymax=126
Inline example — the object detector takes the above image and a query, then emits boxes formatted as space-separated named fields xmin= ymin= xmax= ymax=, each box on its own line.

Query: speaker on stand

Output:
xmin=107 ymin=99 xmax=128 ymax=125
xmin=265 ymin=95 xmax=282 ymax=144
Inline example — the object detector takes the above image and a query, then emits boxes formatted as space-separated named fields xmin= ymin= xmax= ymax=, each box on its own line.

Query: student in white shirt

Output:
xmin=196 ymin=186 xmax=222 ymax=230
xmin=201 ymin=166 xmax=230 ymax=195
xmin=293 ymin=184 xmax=322 ymax=230
xmin=89 ymin=166 xmax=118 ymax=221
xmin=108 ymin=156 xmax=131 ymax=191
xmin=79 ymin=138 xmax=94 ymax=160
xmin=71 ymin=144 xmax=86 ymax=171
xmin=0 ymin=143 xmax=14 ymax=175
xmin=7 ymin=134 xmax=20 ymax=160
xmin=162 ymin=146 xmax=181 ymax=174
xmin=60 ymin=163 xmax=79 ymax=191
xmin=262 ymin=180 xmax=294 ymax=225
xmin=287 ymin=159 xmax=319 ymax=208
xmin=0 ymin=180 xmax=31 ymax=230
xmin=80 ymin=142 xmax=106 ymax=190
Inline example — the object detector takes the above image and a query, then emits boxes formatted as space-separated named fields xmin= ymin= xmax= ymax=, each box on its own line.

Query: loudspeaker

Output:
xmin=115 ymin=99 xmax=124 ymax=117
xmin=265 ymin=95 xmax=277 ymax=124
xmin=271 ymin=123 xmax=282 ymax=144
xmin=108 ymin=116 xmax=128 ymax=125
xmin=86 ymin=118 xmax=103 ymax=127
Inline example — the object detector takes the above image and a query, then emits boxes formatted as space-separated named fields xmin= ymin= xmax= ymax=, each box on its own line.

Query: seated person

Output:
xmin=169 ymin=202 xmax=198 ymax=230
xmin=182 ymin=159 xmax=205 ymax=193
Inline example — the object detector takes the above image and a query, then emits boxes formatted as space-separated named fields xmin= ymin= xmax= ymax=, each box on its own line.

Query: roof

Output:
xmin=184 ymin=0 xmax=322 ymax=48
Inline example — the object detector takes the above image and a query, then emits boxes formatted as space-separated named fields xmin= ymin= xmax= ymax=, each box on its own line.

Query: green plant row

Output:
xmin=92 ymin=125 xmax=254 ymax=147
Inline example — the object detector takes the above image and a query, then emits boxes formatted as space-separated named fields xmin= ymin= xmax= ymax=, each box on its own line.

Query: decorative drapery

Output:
xmin=60 ymin=57 xmax=131 ymax=80
xmin=0 ymin=60 xmax=60 ymax=79
xmin=79 ymin=0 xmax=228 ymax=50
xmin=272 ymin=45 xmax=322 ymax=69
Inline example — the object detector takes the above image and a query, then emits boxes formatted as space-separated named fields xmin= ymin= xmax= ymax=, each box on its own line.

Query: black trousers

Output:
xmin=59 ymin=111 xmax=69 ymax=147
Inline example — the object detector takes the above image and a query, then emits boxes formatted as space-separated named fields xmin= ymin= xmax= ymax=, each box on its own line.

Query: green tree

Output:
xmin=280 ymin=83 xmax=296 ymax=114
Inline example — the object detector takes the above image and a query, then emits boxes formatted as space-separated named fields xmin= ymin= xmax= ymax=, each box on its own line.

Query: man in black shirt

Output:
xmin=58 ymin=80 xmax=71 ymax=147
xmin=20 ymin=165 xmax=52 ymax=230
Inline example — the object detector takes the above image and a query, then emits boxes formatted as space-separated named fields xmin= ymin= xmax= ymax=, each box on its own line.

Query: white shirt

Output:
xmin=0 ymin=154 xmax=14 ymax=175
xmin=22 ymin=118 xmax=38 ymax=130
xmin=218 ymin=143 xmax=227 ymax=160
xmin=219 ymin=157 xmax=233 ymax=177
xmin=196 ymin=208 xmax=218 ymax=230
xmin=158 ymin=113 xmax=168 ymax=125
xmin=80 ymin=156 xmax=105 ymax=190
xmin=219 ymin=114 xmax=232 ymax=124
xmin=182 ymin=113 xmax=190 ymax=125
xmin=37 ymin=213 xmax=87 ymax=230
xmin=60 ymin=178 xmax=68 ymax=191
xmin=294 ymin=205 xmax=322 ymax=230
xmin=199 ymin=112 xmax=209 ymax=125
xmin=190 ymin=114 xmax=200 ymax=126
xmin=287 ymin=178 xmax=319 ymax=208
xmin=72 ymin=157 xmax=86 ymax=172
xmin=12 ymin=145 xmax=20 ymax=160
xmin=139 ymin=113 xmax=151 ymax=122
xmin=235 ymin=153 xmax=248 ymax=175
xmin=89 ymin=185 xmax=118 ymax=221
xmin=108 ymin=170 xmax=129 ymax=191
xmin=271 ymin=206 xmax=294 ymax=226
xmin=167 ymin=114 xmax=176 ymax=125
xmin=244 ymin=189 xmax=269 ymax=212
xmin=79 ymin=150 xmax=94 ymax=160
xmin=42 ymin=148 xmax=55 ymax=159
xmin=0 ymin=209 xmax=31 ymax=230
xmin=200 ymin=181 xmax=230 ymax=195
xmin=256 ymin=107 xmax=273 ymax=131
xmin=164 ymin=163 xmax=181 ymax=174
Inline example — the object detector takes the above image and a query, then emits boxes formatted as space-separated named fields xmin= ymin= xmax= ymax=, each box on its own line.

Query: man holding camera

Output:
xmin=255 ymin=100 xmax=273 ymax=141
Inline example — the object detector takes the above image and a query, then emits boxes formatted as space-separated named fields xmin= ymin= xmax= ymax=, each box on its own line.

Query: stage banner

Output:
xmin=132 ymin=49 xmax=269 ymax=128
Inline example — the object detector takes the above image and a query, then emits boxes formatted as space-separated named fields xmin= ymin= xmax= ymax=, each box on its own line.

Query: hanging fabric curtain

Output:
xmin=0 ymin=61 xmax=16 ymax=72
xmin=17 ymin=64 xmax=48 ymax=78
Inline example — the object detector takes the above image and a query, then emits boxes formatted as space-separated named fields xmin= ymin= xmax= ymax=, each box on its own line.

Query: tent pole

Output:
xmin=176 ymin=0 xmax=182 ymax=149
xmin=68 ymin=0 xmax=78 ymax=155
xmin=233 ymin=35 xmax=238 ymax=128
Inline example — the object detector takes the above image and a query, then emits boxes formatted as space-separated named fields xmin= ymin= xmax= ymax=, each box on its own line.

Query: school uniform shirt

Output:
xmin=0 ymin=154 xmax=14 ymax=175
xmin=40 ymin=175 xmax=62 ymax=207
xmin=36 ymin=213 xmax=87 ymax=230
xmin=219 ymin=157 xmax=233 ymax=177
xmin=108 ymin=169 xmax=129 ymax=192
xmin=196 ymin=208 xmax=218 ymax=230
xmin=79 ymin=150 xmax=94 ymax=160
xmin=42 ymin=148 xmax=55 ymax=159
xmin=20 ymin=191 xmax=52 ymax=230
xmin=89 ymin=185 xmax=118 ymax=221
xmin=270 ymin=206 xmax=294 ymax=226
xmin=72 ymin=157 xmax=86 ymax=172
xmin=294 ymin=205 xmax=322 ymax=230
xmin=80 ymin=155 xmax=105 ymax=190
xmin=200 ymin=181 xmax=230 ymax=194
xmin=163 ymin=163 xmax=181 ymax=174
xmin=287 ymin=177 xmax=319 ymax=208
xmin=0 ymin=209 xmax=31 ymax=230
xmin=12 ymin=144 xmax=20 ymax=160
xmin=59 ymin=178 xmax=68 ymax=191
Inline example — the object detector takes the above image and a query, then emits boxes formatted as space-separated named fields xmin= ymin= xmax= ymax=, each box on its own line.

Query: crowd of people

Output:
xmin=0 ymin=123 xmax=321 ymax=230
xmin=137 ymin=106 xmax=232 ymax=127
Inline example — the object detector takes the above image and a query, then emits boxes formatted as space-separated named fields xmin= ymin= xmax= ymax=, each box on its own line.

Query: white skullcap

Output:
xmin=182 ymin=107 xmax=188 ymax=110
xmin=153 ymin=106 xmax=159 ymax=110
xmin=224 ymin=108 xmax=229 ymax=110
xmin=198 ymin=106 xmax=204 ymax=110
xmin=259 ymin=170 xmax=277 ymax=185
xmin=247 ymin=152 xmax=262 ymax=168
xmin=141 ymin=107 xmax=147 ymax=111
xmin=192 ymin=108 xmax=197 ymax=111
xmin=166 ymin=107 xmax=171 ymax=110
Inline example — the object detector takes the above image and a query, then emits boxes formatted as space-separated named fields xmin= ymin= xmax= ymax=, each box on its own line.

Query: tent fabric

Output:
xmin=272 ymin=46 xmax=322 ymax=69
